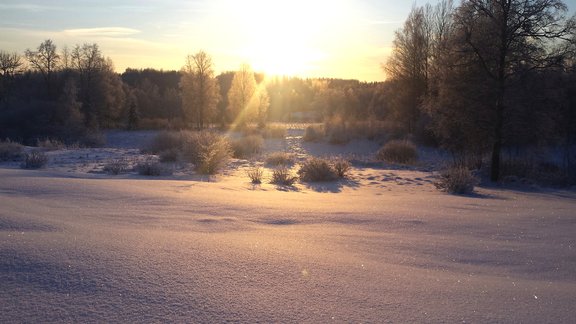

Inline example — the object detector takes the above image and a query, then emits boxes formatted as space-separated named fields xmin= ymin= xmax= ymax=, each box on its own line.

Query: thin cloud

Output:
xmin=0 ymin=3 xmax=53 ymax=12
xmin=64 ymin=27 xmax=141 ymax=38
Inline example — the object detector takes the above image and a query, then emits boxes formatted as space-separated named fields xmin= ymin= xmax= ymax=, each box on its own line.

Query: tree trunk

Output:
xmin=491 ymin=82 xmax=505 ymax=182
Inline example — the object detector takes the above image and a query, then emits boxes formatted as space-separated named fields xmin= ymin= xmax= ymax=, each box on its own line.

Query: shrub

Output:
xmin=159 ymin=148 xmax=180 ymax=162
xmin=136 ymin=161 xmax=170 ymax=176
xmin=21 ymin=150 xmax=48 ymax=169
xmin=344 ymin=120 xmax=388 ymax=141
xmin=37 ymin=138 xmax=65 ymax=151
xmin=196 ymin=139 xmax=232 ymax=175
xmin=500 ymin=158 xmax=574 ymax=187
xmin=332 ymin=158 xmax=352 ymax=178
xmin=298 ymin=158 xmax=338 ymax=182
xmin=246 ymin=166 xmax=264 ymax=184
xmin=145 ymin=130 xmax=231 ymax=175
xmin=103 ymin=159 xmax=129 ymax=175
xmin=231 ymin=135 xmax=263 ymax=159
xmin=302 ymin=125 xmax=324 ymax=142
xmin=145 ymin=131 xmax=183 ymax=154
xmin=376 ymin=140 xmax=418 ymax=164
xmin=138 ymin=118 xmax=171 ymax=130
xmin=435 ymin=166 xmax=479 ymax=194
xmin=263 ymin=125 xmax=287 ymax=139
xmin=325 ymin=122 xmax=348 ymax=145
xmin=271 ymin=166 xmax=298 ymax=186
xmin=0 ymin=139 xmax=23 ymax=161
xmin=181 ymin=132 xmax=232 ymax=175
xmin=81 ymin=132 xmax=106 ymax=148
xmin=265 ymin=152 xmax=295 ymax=166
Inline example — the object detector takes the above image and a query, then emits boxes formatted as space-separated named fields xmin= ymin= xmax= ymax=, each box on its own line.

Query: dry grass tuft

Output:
xmin=246 ymin=166 xmax=264 ymax=184
xmin=265 ymin=152 xmax=295 ymax=166
xmin=271 ymin=167 xmax=298 ymax=186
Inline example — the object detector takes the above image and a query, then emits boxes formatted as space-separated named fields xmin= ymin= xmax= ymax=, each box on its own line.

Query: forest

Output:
xmin=1 ymin=0 xmax=576 ymax=183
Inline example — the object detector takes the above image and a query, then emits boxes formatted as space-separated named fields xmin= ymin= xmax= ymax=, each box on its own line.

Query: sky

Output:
xmin=1 ymin=0 xmax=575 ymax=82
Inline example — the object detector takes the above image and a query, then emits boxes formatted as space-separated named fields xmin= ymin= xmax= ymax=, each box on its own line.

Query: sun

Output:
xmin=229 ymin=0 xmax=344 ymax=77
xmin=241 ymin=43 xmax=325 ymax=77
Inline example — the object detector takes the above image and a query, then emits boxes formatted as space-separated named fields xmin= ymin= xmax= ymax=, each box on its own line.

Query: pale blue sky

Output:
xmin=1 ymin=0 xmax=575 ymax=81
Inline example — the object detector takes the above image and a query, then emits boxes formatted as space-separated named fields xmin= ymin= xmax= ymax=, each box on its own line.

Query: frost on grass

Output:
xmin=0 ymin=139 xmax=23 ymax=161
xmin=21 ymin=151 xmax=48 ymax=169
xmin=376 ymin=140 xmax=418 ymax=164
xmin=270 ymin=166 xmax=298 ymax=186
xmin=298 ymin=157 xmax=350 ymax=182
xmin=435 ymin=166 xmax=479 ymax=194
xmin=246 ymin=165 xmax=264 ymax=184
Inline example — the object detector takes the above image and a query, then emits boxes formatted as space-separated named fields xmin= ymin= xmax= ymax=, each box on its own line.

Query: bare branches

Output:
xmin=25 ymin=39 xmax=60 ymax=90
xmin=181 ymin=51 xmax=220 ymax=129
xmin=0 ymin=51 xmax=22 ymax=77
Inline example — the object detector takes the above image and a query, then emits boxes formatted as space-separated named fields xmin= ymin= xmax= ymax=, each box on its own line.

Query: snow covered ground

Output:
xmin=1 ymin=130 xmax=576 ymax=322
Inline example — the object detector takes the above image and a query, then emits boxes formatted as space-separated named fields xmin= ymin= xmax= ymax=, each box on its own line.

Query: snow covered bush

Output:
xmin=377 ymin=140 xmax=418 ymax=164
xmin=181 ymin=132 xmax=232 ymax=175
xmin=435 ymin=166 xmax=479 ymax=194
xmin=231 ymin=135 xmax=263 ymax=158
xmin=21 ymin=150 xmax=48 ymax=169
xmin=104 ymin=159 xmax=129 ymax=175
xmin=0 ymin=139 xmax=23 ymax=161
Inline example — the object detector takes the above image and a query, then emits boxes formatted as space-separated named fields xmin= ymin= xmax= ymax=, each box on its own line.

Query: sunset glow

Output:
xmin=227 ymin=0 xmax=346 ymax=76
xmin=0 ymin=0 xmax=420 ymax=81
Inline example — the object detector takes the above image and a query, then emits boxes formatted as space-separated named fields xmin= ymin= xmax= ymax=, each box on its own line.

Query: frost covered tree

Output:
xmin=427 ymin=0 xmax=574 ymax=181
xmin=384 ymin=1 xmax=454 ymax=137
xmin=227 ymin=63 xmax=258 ymax=128
xmin=180 ymin=51 xmax=220 ymax=129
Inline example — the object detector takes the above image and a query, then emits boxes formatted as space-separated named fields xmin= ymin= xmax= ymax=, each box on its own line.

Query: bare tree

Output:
xmin=0 ymin=51 xmax=23 ymax=77
xmin=0 ymin=51 xmax=23 ymax=100
xmin=70 ymin=43 xmax=125 ymax=128
xmin=180 ymin=51 xmax=220 ymax=129
xmin=25 ymin=39 xmax=60 ymax=94
xmin=61 ymin=46 xmax=71 ymax=70
xmin=384 ymin=1 xmax=454 ymax=136
xmin=227 ymin=63 xmax=257 ymax=128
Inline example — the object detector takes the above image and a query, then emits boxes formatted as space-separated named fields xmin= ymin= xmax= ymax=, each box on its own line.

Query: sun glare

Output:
xmin=224 ymin=0 xmax=352 ymax=77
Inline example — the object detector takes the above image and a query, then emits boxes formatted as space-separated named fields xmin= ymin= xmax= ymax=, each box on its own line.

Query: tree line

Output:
xmin=0 ymin=41 xmax=384 ymax=144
